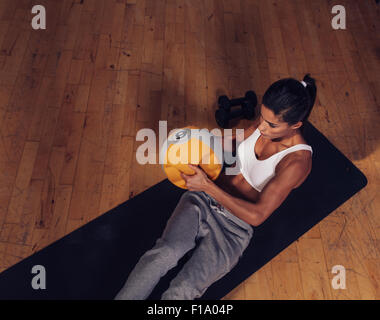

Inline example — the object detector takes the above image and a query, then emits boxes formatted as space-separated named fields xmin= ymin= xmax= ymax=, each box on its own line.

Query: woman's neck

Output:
xmin=269 ymin=128 xmax=301 ymax=146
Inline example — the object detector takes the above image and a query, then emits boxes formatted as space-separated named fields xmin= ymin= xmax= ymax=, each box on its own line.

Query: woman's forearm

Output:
xmin=204 ymin=181 xmax=263 ymax=226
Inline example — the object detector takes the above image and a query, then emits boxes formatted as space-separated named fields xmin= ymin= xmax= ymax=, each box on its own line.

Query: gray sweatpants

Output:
xmin=114 ymin=190 xmax=254 ymax=300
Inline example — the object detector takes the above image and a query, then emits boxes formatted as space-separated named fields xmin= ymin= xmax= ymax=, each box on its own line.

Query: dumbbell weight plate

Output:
xmin=242 ymin=102 xmax=255 ymax=119
xmin=215 ymin=108 xmax=229 ymax=128
xmin=245 ymin=90 xmax=255 ymax=98
xmin=217 ymin=95 xmax=230 ymax=110
xmin=243 ymin=90 xmax=257 ymax=119
xmin=245 ymin=90 xmax=258 ymax=106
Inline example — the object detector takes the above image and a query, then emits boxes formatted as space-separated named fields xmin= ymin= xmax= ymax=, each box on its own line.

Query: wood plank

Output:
xmin=260 ymin=0 xmax=287 ymax=75
xmin=276 ymin=1 xmax=308 ymax=76
xmin=244 ymin=263 xmax=274 ymax=300
xmin=293 ymin=0 xmax=328 ymax=75
xmin=319 ymin=209 xmax=363 ymax=300
xmin=99 ymin=103 xmax=125 ymax=212
xmin=30 ymin=108 xmax=61 ymax=180
xmin=297 ymin=237 xmax=333 ymax=299
xmin=67 ymin=111 xmax=108 ymax=221
xmin=204 ymin=0 xmax=228 ymax=60
xmin=34 ymin=147 xmax=65 ymax=231
xmin=5 ymin=141 xmax=39 ymax=224
xmin=0 ymin=160 xmax=18 ymax=232
xmin=271 ymin=260 xmax=304 ymax=299
xmin=221 ymin=282 xmax=245 ymax=300
xmin=2 ymin=179 xmax=44 ymax=246
xmin=27 ymin=77 xmax=55 ymax=141
xmin=57 ymin=111 xmax=86 ymax=185
xmin=2 ymin=242 xmax=32 ymax=270
xmin=113 ymin=135 xmax=134 ymax=205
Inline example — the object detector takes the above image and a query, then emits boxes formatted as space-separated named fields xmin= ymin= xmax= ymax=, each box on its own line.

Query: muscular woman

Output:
xmin=115 ymin=74 xmax=317 ymax=300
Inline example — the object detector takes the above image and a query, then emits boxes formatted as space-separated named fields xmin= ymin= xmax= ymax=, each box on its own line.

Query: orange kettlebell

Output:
xmin=160 ymin=126 xmax=223 ymax=189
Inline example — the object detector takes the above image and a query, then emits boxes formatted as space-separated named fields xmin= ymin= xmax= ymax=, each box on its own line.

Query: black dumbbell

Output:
xmin=215 ymin=90 xmax=257 ymax=128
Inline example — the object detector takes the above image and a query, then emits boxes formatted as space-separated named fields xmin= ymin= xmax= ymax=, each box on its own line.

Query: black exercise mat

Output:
xmin=0 ymin=121 xmax=367 ymax=299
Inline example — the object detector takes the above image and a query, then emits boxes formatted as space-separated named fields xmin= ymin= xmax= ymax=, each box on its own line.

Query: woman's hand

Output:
xmin=181 ymin=164 xmax=213 ymax=192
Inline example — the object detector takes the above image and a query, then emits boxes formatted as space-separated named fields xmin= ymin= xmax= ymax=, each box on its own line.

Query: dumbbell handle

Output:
xmin=228 ymin=107 xmax=244 ymax=119
xmin=228 ymin=97 xmax=246 ymax=107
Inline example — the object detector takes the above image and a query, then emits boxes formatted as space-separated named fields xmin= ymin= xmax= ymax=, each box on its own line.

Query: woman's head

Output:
xmin=258 ymin=74 xmax=317 ymax=139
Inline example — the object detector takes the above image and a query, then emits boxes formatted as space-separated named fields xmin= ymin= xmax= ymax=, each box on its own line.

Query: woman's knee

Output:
xmin=142 ymin=238 xmax=181 ymax=267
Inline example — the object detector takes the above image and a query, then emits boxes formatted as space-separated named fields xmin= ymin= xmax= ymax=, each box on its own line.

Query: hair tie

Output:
xmin=300 ymin=80 xmax=307 ymax=88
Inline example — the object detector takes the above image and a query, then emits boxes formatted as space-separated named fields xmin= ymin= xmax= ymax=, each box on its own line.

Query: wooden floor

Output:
xmin=0 ymin=0 xmax=379 ymax=299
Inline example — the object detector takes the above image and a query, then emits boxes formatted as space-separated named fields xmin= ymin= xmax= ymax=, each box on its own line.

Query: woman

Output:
xmin=115 ymin=74 xmax=317 ymax=300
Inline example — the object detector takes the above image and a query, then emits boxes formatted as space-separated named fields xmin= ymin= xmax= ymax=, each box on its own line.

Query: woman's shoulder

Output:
xmin=275 ymin=150 xmax=312 ymax=190
xmin=276 ymin=133 xmax=312 ymax=175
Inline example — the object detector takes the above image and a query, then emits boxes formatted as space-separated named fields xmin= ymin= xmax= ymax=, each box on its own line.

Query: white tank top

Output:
xmin=236 ymin=128 xmax=313 ymax=192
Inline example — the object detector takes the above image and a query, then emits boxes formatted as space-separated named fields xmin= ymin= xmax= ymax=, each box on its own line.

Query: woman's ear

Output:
xmin=291 ymin=121 xmax=303 ymax=130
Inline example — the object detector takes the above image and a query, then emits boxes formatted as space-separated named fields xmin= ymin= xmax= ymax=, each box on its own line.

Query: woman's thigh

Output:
xmin=159 ymin=191 xmax=210 ymax=249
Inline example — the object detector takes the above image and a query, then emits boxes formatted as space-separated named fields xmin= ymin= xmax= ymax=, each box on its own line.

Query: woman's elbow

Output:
xmin=247 ymin=212 xmax=264 ymax=227
xmin=250 ymin=216 xmax=266 ymax=227
xmin=248 ymin=207 xmax=273 ymax=227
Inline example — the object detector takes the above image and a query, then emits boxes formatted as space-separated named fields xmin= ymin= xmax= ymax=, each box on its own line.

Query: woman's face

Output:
xmin=257 ymin=104 xmax=301 ymax=140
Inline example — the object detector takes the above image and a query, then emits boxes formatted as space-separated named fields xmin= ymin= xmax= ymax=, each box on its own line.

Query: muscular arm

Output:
xmin=204 ymin=157 xmax=311 ymax=226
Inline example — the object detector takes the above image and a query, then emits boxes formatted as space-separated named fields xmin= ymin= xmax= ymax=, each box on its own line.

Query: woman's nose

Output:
xmin=258 ymin=121 xmax=266 ymax=132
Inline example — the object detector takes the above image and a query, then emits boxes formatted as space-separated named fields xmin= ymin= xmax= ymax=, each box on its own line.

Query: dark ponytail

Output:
xmin=262 ymin=73 xmax=317 ymax=131
xmin=301 ymin=73 xmax=317 ymax=124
